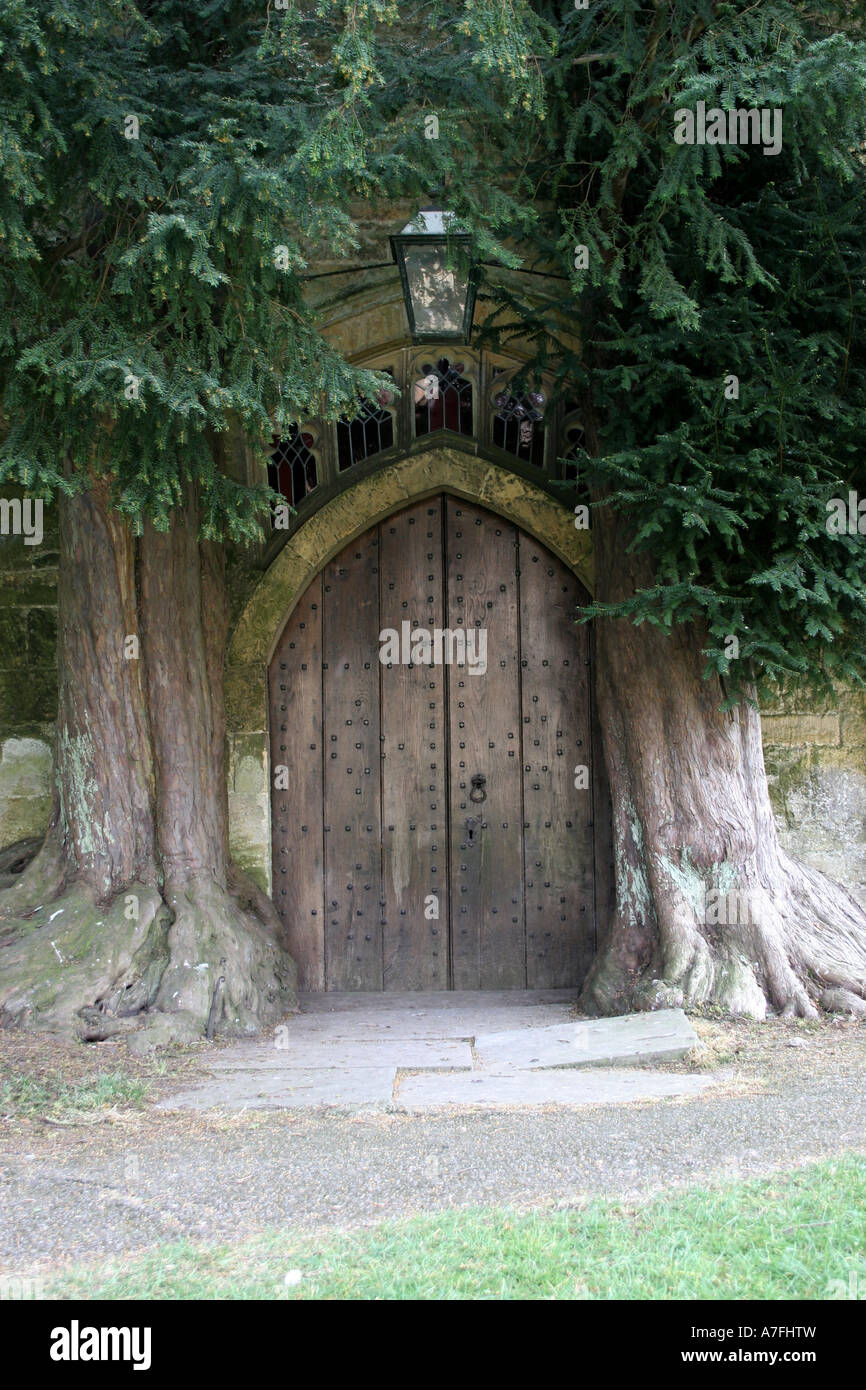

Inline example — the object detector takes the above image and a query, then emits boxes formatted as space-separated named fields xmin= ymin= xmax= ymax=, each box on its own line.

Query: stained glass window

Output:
xmin=492 ymin=386 xmax=545 ymax=466
xmin=414 ymin=358 xmax=473 ymax=437
xmin=337 ymin=382 xmax=396 ymax=471
xmin=269 ymin=426 xmax=318 ymax=508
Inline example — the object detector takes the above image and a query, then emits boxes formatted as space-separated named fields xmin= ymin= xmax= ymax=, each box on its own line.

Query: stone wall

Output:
xmin=764 ymin=691 xmax=866 ymax=909
xmin=226 ymin=730 xmax=271 ymax=891
xmin=0 ymin=489 xmax=58 ymax=847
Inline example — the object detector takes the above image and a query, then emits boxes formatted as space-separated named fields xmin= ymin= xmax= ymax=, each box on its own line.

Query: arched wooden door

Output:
xmin=269 ymin=494 xmax=606 ymax=991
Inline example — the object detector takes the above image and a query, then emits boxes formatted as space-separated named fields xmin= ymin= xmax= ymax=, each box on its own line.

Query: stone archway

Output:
xmin=225 ymin=449 xmax=597 ymax=904
xmin=230 ymin=447 xmax=593 ymax=670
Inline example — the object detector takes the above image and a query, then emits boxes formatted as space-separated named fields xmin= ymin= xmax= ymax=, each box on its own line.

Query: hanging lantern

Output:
xmin=390 ymin=209 xmax=478 ymax=344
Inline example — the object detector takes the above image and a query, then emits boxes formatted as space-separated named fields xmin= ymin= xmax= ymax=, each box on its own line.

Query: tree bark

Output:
xmin=582 ymin=501 xmax=866 ymax=1019
xmin=138 ymin=492 xmax=295 ymax=1032
xmin=0 ymin=484 xmax=296 ymax=1040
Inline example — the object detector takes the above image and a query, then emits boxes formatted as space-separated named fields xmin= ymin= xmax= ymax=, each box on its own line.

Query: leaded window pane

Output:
xmin=269 ymin=426 xmax=318 ymax=507
xmin=492 ymin=388 xmax=545 ymax=466
xmin=414 ymin=358 xmax=473 ymax=437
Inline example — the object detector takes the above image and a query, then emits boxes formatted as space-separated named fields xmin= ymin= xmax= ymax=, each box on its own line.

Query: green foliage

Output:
xmin=3 ymin=1 xmax=864 ymax=697
xmin=479 ymin=0 xmax=866 ymax=698
xmin=0 ymin=0 xmax=547 ymax=539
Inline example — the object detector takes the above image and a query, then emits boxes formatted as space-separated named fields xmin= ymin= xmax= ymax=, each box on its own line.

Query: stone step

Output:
xmin=285 ymin=991 xmax=577 ymax=1040
xmin=473 ymin=1008 xmax=699 ymax=1072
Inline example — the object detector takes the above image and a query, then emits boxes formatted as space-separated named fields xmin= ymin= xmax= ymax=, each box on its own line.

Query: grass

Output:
xmin=47 ymin=1153 xmax=866 ymax=1300
xmin=0 ymin=1070 xmax=149 ymax=1120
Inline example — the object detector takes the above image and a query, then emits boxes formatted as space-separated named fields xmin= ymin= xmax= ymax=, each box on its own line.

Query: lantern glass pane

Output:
xmin=403 ymin=243 xmax=469 ymax=336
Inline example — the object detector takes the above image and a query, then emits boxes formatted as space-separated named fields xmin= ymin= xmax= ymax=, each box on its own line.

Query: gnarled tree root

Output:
xmin=581 ymin=847 xmax=866 ymax=1020
xmin=0 ymin=871 xmax=297 ymax=1043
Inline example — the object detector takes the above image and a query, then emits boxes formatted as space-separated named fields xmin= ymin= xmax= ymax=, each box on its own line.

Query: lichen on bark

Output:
xmin=582 ymin=502 xmax=866 ymax=1020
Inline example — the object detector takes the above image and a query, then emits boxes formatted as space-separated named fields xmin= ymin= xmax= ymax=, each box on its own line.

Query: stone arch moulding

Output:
xmin=224 ymin=448 xmax=595 ymax=896
xmin=230 ymin=447 xmax=594 ymax=674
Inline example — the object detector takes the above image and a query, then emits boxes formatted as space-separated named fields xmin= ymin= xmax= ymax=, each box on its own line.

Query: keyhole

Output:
xmin=465 ymin=816 xmax=477 ymax=846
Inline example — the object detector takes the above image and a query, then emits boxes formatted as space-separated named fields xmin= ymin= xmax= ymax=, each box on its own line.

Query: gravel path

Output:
xmin=2 ymin=1016 xmax=866 ymax=1275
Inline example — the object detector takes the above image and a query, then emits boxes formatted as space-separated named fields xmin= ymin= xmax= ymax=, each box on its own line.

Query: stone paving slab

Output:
xmin=156 ymin=998 xmax=707 ymax=1114
xmin=158 ymin=1066 xmax=398 ymax=1112
xmin=395 ymin=1067 xmax=715 ymax=1111
xmin=208 ymin=1038 xmax=473 ymax=1072
xmin=473 ymin=1008 xmax=698 ymax=1071
xmin=287 ymin=990 xmax=577 ymax=1040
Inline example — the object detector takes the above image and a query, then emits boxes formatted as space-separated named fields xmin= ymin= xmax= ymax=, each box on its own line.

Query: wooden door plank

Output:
xmin=519 ymin=545 xmax=594 ymax=988
xmin=379 ymin=498 xmax=449 ymax=989
xmin=446 ymin=499 xmax=526 ymax=988
xmin=268 ymin=576 xmax=325 ymax=990
xmin=322 ymin=534 xmax=383 ymax=989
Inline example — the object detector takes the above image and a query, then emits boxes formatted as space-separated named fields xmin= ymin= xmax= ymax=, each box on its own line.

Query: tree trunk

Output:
xmin=582 ymin=502 xmax=866 ymax=1019
xmin=138 ymin=494 xmax=295 ymax=1032
xmin=0 ymin=485 xmax=296 ymax=1041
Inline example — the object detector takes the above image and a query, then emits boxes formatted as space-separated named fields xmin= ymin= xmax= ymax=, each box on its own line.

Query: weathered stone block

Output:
xmin=0 ymin=570 xmax=58 ymax=608
xmin=0 ymin=737 xmax=52 ymax=797
xmin=0 ymin=611 xmax=30 ymax=666
xmin=841 ymin=711 xmax=866 ymax=749
xmin=160 ymin=1066 xmax=398 ymax=1111
xmin=774 ymin=765 xmax=866 ymax=910
xmin=27 ymin=609 xmax=57 ymax=665
xmin=229 ymin=733 xmax=268 ymax=794
xmin=225 ymin=663 xmax=267 ymax=730
xmin=0 ymin=669 xmax=57 ymax=727
xmin=761 ymin=713 xmax=841 ymax=747
xmin=473 ymin=1008 xmax=699 ymax=1071
xmin=228 ymin=792 xmax=270 ymax=893
xmin=0 ymin=794 xmax=51 ymax=846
